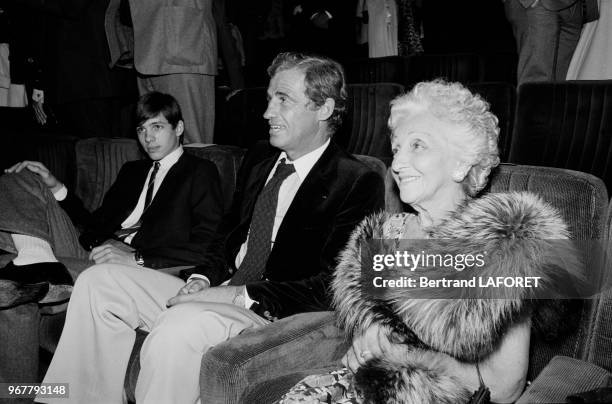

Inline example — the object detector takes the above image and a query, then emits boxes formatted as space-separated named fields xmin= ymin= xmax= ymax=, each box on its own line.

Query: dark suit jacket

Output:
xmin=61 ymin=153 xmax=224 ymax=268
xmin=184 ymin=141 xmax=385 ymax=320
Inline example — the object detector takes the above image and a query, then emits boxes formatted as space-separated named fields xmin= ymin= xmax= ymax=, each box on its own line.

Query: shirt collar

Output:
xmin=155 ymin=146 xmax=183 ymax=170
xmin=276 ymin=139 xmax=330 ymax=181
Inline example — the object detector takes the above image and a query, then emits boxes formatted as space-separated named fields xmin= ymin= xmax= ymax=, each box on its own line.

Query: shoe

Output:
xmin=0 ymin=261 xmax=74 ymax=307
xmin=0 ymin=261 xmax=73 ymax=286
xmin=0 ymin=279 xmax=49 ymax=309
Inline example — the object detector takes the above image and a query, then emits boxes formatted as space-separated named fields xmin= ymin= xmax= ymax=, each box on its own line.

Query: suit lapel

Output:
xmin=139 ymin=154 xmax=186 ymax=220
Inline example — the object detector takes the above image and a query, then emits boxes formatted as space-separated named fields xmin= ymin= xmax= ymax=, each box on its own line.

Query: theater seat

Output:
xmin=467 ymin=82 xmax=516 ymax=161
xmin=217 ymin=87 xmax=268 ymax=148
xmin=508 ymin=81 xmax=612 ymax=191
xmin=345 ymin=56 xmax=404 ymax=84
xmin=403 ymin=53 xmax=479 ymax=88
xmin=336 ymin=83 xmax=404 ymax=164
xmin=75 ymin=137 xmax=143 ymax=211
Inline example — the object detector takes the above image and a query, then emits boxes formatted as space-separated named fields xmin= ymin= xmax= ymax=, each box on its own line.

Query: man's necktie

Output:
xmin=115 ymin=161 xmax=160 ymax=241
xmin=144 ymin=161 xmax=160 ymax=209
xmin=229 ymin=159 xmax=296 ymax=285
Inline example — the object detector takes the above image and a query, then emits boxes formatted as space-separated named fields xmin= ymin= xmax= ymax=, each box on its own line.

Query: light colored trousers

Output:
xmin=40 ymin=264 xmax=268 ymax=404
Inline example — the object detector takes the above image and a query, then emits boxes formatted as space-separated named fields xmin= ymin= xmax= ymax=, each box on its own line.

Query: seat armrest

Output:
xmin=517 ymin=356 xmax=612 ymax=403
xmin=199 ymin=311 xmax=348 ymax=404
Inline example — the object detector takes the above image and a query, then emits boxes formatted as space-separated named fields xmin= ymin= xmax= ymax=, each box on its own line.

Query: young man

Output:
xmin=0 ymin=91 xmax=224 ymax=307
xmin=40 ymin=52 xmax=384 ymax=403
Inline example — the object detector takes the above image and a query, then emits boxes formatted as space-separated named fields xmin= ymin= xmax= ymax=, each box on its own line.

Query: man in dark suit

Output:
xmin=503 ymin=0 xmax=599 ymax=85
xmin=39 ymin=52 xmax=384 ymax=404
xmin=0 ymin=91 xmax=224 ymax=307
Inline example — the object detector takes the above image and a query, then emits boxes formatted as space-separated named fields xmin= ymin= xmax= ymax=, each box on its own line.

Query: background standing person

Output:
xmin=567 ymin=0 xmax=610 ymax=79
xmin=503 ymin=0 xmax=599 ymax=85
xmin=105 ymin=0 xmax=217 ymax=144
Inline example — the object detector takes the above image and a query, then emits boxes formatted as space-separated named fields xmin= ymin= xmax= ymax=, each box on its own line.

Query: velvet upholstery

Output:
xmin=516 ymin=356 xmax=611 ymax=404
xmin=467 ymin=82 xmax=516 ymax=161
xmin=336 ymin=83 xmax=404 ymax=164
xmin=24 ymin=135 xmax=79 ymax=191
xmin=184 ymin=144 xmax=246 ymax=212
xmin=345 ymin=56 xmax=404 ymax=84
xmin=345 ymin=54 xmax=480 ymax=87
xmin=402 ymin=53 xmax=479 ymax=88
xmin=508 ymin=81 xmax=612 ymax=191
xmin=75 ymin=137 xmax=143 ymax=211
xmin=485 ymin=164 xmax=608 ymax=380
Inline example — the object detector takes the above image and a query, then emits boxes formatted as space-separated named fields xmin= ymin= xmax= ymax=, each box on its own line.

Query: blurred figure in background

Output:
xmin=567 ymin=0 xmax=610 ymax=79
xmin=503 ymin=0 xmax=599 ymax=85
xmin=106 ymin=0 xmax=217 ymax=144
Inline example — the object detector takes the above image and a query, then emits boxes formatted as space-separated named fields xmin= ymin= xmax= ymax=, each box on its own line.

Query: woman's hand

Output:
xmin=342 ymin=323 xmax=411 ymax=373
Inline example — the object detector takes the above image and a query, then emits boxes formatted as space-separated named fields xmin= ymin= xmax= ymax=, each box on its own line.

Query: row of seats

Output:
xmin=343 ymin=52 xmax=518 ymax=87
xmin=9 ymin=136 xmax=612 ymax=402
xmin=215 ymin=82 xmax=516 ymax=164
xmin=216 ymin=80 xmax=612 ymax=194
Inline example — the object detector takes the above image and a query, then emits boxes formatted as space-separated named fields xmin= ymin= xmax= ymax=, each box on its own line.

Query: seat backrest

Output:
xmin=75 ymin=137 xmax=143 ymax=211
xmin=403 ymin=53 xmax=480 ymax=88
xmin=508 ymin=81 xmax=612 ymax=191
xmin=25 ymin=135 xmax=79 ymax=190
xmin=219 ymin=87 xmax=269 ymax=148
xmin=385 ymin=163 xmax=609 ymax=378
xmin=353 ymin=154 xmax=387 ymax=184
xmin=582 ymin=203 xmax=612 ymax=372
xmin=345 ymin=56 xmax=404 ymax=84
xmin=184 ymin=144 xmax=246 ymax=212
xmin=467 ymin=82 xmax=516 ymax=161
xmin=336 ymin=83 xmax=404 ymax=164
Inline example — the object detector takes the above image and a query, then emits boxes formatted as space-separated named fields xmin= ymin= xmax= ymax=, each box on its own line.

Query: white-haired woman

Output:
xmin=280 ymin=80 xmax=579 ymax=403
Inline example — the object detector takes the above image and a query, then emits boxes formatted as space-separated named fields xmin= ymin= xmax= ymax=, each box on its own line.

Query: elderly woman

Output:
xmin=280 ymin=80 xmax=577 ymax=403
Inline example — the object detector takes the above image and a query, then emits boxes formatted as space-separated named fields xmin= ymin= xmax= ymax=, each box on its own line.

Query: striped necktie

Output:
xmin=144 ymin=161 xmax=160 ymax=209
xmin=114 ymin=161 xmax=160 ymax=241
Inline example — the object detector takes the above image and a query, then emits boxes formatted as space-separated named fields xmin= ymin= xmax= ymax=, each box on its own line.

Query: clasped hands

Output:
xmin=167 ymin=279 xmax=244 ymax=308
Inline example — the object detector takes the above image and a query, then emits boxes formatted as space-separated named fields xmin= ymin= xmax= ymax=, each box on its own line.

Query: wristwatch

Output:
xmin=134 ymin=250 xmax=145 ymax=266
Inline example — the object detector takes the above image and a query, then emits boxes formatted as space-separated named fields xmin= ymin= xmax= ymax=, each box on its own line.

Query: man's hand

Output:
xmin=89 ymin=243 xmax=138 ymax=266
xmin=342 ymin=323 xmax=410 ymax=373
xmin=177 ymin=278 xmax=210 ymax=295
xmin=4 ymin=160 xmax=63 ymax=193
xmin=167 ymin=285 xmax=244 ymax=307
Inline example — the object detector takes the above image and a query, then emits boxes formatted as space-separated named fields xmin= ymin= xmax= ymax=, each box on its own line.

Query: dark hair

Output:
xmin=267 ymin=52 xmax=347 ymax=133
xmin=136 ymin=91 xmax=183 ymax=128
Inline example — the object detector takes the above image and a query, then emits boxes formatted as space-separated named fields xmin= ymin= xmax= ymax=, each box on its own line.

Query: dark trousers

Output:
xmin=504 ymin=0 xmax=583 ymax=85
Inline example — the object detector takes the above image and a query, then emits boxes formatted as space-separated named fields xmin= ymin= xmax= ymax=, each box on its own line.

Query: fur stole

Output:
xmin=332 ymin=192 xmax=582 ymax=403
